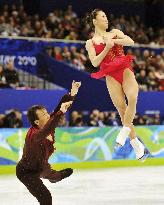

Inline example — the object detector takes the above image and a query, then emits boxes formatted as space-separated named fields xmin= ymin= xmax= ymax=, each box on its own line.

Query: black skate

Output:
xmin=60 ymin=168 xmax=73 ymax=179
xmin=49 ymin=168 xmax=73 ymax=183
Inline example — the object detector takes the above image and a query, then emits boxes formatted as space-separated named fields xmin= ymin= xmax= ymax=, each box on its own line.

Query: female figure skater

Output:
xmin=85 ymin=9 xmax=146 ymax=160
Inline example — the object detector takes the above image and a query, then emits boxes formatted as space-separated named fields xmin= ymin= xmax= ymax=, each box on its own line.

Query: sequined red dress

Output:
xmin=91 ymin=41 xmax=134 ymax=84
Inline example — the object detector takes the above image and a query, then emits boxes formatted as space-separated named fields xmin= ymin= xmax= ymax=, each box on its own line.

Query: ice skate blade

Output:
xmin=138 ymin=153 xmax=149 ymax=163
xmin=114 ymin=143 xmax=122 ymax=151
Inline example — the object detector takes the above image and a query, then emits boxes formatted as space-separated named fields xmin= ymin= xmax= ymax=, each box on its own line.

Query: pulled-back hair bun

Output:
xmin=86 ymin=9 xmax=102 ymax=30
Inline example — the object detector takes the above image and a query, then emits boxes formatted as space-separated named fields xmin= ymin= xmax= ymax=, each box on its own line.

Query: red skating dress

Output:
xmin=91 ymin=41 xmax=134 ymax=84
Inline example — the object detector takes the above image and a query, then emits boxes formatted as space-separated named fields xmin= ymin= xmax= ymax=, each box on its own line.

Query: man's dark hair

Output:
xmin=27 ymin=105 xmax=46 ymax=127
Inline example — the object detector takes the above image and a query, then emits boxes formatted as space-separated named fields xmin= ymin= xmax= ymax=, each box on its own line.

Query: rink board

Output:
xmin=0 ymin=158 xmax=164 ymax=175
xmin=0 ymin=126 xmax=164 ymax=174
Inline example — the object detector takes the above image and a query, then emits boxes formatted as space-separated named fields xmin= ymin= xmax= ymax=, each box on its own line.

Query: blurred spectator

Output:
xmin=107 ymin=112 xmax=119 ymax=126
xmin=69 ymin=111 xmax=78 ymax=126
xmin=2 ymin=109 xmax=23 ymax=128
xmin=79 ymin=48 xmax=87 ymax=65
xmin=69 ymin=111 xmax=84 ymax=126
xmin=69 ymin=110 xmax=162 ymax=127
xmin=3 ymin=60 xmax=19 ymax=88
xmin=136 ymin=70 xmax=148 ymax=91
xmin=154 ymin=114 xmax=161 ymax=125
xmin=45 ymin=46 xmax=53 ymax=57
xmin=58 ymin=115 xmax=68 ymax=127
xmin=154 ymin=68 xmax=164 ymax=80
xmin=98 ymin=112 xmax=106 ymax=127
xmin=72 ymin=53 xmax=85 ymax=70
xmin=0 ymin=108 xmax=162 ymax=128
xmin=54 ymin=47 xmax=63 ymax=61
xmin=0 ymin=64 xmax=8 ymax=88
xmin=0 ymin=4 xmax=164 ymax=45
xmin=62 ymin=46 xmax=71 ymax=63
xmin=132 ymin=50 xmax=164 ymax=91
xmin=88 ymin=109 xmax=100 ymax=126
xmin=147 ymin=71 xmax=159 ymax=90
xmin=74 ymin=116 xmax=84 ymax=127
xmin=0 ymin=114 xmax=5 ymax=128
xmin=70 ymin=46 xmax=78 ymax=59
xmin=65 ymin=31 xmax=77 ymax=40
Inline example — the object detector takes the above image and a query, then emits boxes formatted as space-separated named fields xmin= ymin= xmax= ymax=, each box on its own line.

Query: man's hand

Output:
xmin=70 ymin=80 xmax=81 ymax=96
xmin=60 ymin=101 xmax=73 ymax=113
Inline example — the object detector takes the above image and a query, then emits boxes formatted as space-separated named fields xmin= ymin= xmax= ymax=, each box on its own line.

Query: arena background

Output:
xmin=0 ymin=0 xmax=164 ymax=204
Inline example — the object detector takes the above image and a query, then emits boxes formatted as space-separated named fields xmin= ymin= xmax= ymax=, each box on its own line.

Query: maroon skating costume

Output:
xmin=16 ymin=93 xmax=75 ymax=205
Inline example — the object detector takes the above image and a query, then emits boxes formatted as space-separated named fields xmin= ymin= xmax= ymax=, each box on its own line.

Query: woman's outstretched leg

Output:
xmin=122 ymin=69 xmax=145 ymax=160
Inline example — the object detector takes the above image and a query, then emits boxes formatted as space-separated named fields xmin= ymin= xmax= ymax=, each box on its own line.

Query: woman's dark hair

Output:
xmin=27 ymin=105 xmax=46 ymax=127
xmin=86 ymin=9 xmax=102 ymax=29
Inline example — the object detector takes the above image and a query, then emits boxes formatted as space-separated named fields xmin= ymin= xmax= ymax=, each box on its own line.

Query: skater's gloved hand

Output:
xmin=70 ymin=80 xmax=81 ymax=96
xmin=60 ymin=101 xmax=73 ymax=113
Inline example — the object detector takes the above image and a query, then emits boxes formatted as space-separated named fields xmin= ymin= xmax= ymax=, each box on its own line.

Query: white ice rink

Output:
xmin=0 ymin=166 xmax=164 ymax=205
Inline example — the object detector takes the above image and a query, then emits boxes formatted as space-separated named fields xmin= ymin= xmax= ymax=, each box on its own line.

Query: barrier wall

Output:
xmin=1 ymin=89 xmax=164 ymax=128
xmin=0 ymin=89 xmax=68 ymax=127
xmin=0 ymin=126 xmax=164 ymax=166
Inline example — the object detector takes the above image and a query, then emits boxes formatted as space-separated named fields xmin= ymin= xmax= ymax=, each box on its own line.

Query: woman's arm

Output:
xmin=85 ymin=39 xmax=113 ymax=67
xmin=111 ymin=29 xmax=134 ymax=46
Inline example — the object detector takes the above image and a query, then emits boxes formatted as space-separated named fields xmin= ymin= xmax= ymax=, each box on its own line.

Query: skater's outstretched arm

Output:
xmin=34 ymin=81 xmax=81 ymax=142
xmin=53 ymin=80 xmax=81 ymax=114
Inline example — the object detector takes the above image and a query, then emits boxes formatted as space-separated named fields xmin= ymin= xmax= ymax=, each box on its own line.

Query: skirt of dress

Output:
xmin=91 ymin=54 xmax=134 ymax=79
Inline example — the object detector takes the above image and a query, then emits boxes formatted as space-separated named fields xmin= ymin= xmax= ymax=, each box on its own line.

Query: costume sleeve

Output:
xmin=52 ymin=93 xmax=76 ymax=114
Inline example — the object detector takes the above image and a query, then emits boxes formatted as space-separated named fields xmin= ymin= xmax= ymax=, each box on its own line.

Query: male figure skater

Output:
xmin=16 ymin=80 xmax=81 ymax=205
